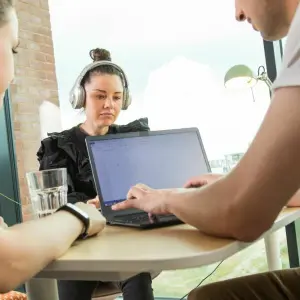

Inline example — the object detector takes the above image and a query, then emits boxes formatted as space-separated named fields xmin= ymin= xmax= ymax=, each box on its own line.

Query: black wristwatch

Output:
xmin=56 ymin=203 xmax=90 ymax=240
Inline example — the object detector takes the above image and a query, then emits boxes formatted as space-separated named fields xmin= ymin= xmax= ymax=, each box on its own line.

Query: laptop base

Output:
xmin=107 ymin=213 xmax=183 ymax=229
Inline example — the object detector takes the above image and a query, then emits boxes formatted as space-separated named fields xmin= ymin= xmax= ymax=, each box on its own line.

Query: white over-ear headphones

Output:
xmin=69 ymin=60 xmax=132 ymax=110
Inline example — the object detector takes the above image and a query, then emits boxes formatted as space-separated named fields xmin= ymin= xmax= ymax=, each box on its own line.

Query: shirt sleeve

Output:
xmin=272 ymin=5 xmax=300 ymax=90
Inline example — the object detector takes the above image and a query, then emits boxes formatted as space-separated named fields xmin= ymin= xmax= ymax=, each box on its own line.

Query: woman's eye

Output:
xmin=114 ymin=97 xmax=122 ymax=101
xmin=96 ymin=95 xmax=105 ymax=99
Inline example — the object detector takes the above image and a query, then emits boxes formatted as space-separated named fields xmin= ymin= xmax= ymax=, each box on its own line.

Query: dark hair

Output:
xmin=81 ymin=48 xmax=124 ymax=86
xmin=0 ymin=0 xmax=13 ymax=26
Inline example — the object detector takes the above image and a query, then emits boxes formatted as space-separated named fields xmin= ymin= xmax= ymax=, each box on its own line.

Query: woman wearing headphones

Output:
xmin=37 ymin=48 xmax=154 ymax=300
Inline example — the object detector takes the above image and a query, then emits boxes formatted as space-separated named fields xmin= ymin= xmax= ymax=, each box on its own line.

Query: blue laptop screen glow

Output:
xmin=89 ymin=131 xmax=210 ymax=206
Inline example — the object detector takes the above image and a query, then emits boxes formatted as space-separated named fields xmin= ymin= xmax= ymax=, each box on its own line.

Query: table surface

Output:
xmin=36 ymin=208 xmax=300 ymax=281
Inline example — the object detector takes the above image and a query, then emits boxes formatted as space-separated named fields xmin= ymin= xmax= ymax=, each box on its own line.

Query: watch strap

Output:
xmin=56 ymin=203 xmax=90 ymax=239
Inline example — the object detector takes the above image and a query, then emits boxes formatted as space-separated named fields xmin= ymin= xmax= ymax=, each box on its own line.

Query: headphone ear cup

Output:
xmin=77 ymin=86 xmax=86 ymax=109
xmin=70 ymin=86 xmax=86 ymax=109
xmin=69 ymin=89 xmax=77 ymax=109
xmin=122 ymin=89 xmax=132 ymax=110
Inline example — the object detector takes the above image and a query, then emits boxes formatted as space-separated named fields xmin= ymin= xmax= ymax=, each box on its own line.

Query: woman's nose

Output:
xmin=104 ymin=97 xmax=113 ymax=108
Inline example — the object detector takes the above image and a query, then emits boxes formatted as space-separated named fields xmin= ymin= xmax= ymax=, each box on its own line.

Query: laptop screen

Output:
xmin=88 ymin=130 xmax=210 ymax=206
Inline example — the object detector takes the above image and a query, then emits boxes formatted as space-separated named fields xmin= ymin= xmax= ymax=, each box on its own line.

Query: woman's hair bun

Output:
xmin=89 ymin=48 xmax=111 ymax=62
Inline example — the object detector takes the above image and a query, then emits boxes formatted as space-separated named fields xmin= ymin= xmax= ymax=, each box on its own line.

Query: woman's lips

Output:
xmin=100 ymin=113 xmax=113 ymax=116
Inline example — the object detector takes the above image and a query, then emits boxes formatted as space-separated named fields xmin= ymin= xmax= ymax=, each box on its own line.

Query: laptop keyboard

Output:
xmin=112 ymin=213 xmax=178 ymax=225
xmin=113 ymin=213 xmax=152 ymax=224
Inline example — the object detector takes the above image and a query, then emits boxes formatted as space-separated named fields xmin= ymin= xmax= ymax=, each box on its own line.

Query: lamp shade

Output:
xmin=224 ymin=64 xmax=257 ymax=89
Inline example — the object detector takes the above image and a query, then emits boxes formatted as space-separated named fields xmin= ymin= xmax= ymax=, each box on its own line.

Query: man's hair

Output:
xmin=0 ymin=0 xmax=14 ymax=27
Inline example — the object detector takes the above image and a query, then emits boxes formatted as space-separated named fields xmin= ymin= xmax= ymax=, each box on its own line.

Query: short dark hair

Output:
xmin=0 ymin=0 xmax=14 ymax=27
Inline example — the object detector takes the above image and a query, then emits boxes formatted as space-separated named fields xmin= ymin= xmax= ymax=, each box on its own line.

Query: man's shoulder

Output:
xmin=282 ymin=5 xmax=300 ymax=65
xmin=273 ymin=5 xmax=300 ymax=90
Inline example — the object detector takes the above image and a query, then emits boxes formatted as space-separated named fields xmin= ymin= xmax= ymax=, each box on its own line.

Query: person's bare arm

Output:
xmin=167 ymin=87 xmax=300 ymax=241
xmin=287 ymin=189 xmax=300 ymax=207
xmin=185 ymin=174 xmax=300 ymax=207
xmin=0 ymin=211 xmax=83 ymax=293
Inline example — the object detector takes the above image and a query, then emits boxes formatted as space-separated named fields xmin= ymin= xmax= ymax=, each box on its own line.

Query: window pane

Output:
xmin=50 ymin=0 xmax=270 ymax=163
xmin=49 ymin=0 xmax=273 ymax=297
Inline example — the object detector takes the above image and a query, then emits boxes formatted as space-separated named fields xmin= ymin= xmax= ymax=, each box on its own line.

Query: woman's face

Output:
xmin=84 ymin=74 xmax=123 ymax=128
xmin=0 ymin=8 xmax=19 ymax=106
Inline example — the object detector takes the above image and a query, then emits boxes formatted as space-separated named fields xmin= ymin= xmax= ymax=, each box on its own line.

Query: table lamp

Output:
xmin=224 ymin=64 xmax=272 ymax=90
xmin=224 ymin=64 xmax=280 ymax=272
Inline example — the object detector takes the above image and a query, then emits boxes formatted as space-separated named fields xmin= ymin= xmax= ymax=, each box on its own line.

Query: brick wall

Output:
xmin=10 ymin=0 xmax=59 ymax=205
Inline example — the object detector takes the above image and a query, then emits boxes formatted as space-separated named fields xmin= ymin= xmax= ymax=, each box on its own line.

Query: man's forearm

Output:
xmin=168 ymin=88 xmax=300 ymax=241
xmin=168 ymin=171 xmax=283 ymax=242
xmin=168 ymin=178 xmax=239 ymax=239
xmin=0 ymin=211 xmax=83 ymax=292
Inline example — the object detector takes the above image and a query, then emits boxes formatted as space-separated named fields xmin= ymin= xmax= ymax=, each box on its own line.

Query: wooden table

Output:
xmin=26 ymin=208 xmax=300 ymax=300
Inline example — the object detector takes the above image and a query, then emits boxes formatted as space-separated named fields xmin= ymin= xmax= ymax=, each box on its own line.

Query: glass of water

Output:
xmin=26 ymin=168 xmax=68 ymax=218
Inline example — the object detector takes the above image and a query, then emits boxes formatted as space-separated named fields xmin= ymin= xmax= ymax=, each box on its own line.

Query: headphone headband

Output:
xmin=72 ymin=60 xmax=129 ymax=90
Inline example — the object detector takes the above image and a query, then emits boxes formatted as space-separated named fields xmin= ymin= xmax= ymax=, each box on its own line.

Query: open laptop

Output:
xmin=86 ymin=127 xmax=211 ymax=229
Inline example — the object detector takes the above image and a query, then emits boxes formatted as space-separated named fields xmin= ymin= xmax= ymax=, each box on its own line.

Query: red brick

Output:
xmin=11 ymin=94 xmax=28 ymax=103
xmin=19 ymin=30 xmax=34 ymax=41
xmin=15 ymin=67 xmax=27 ymax=78
xmin=11 ymin=102 xmax=18 ymax=115
xmin=40 ymin=44 xmax=54 ymax=55
xmin=20 ymin=22 xmax=51 ymax=36
xmin=48 ymin=97 xmax=59 ymax=106
xmin=16 ymin=161 xmax=25 ymax=178
xmin=16 ymin=102 xmax=36 ymax=114
xmin=14 ymin=51 xmax=30 ymax=67
xmin=26 ymin=69 xmax=47 ymax=80
xmin=45 ymin=54 xmax=54 ymax=63
xmin=39 ymin=0 xmax=49 ymax=10
xmin=14 ymin=121 xmax=21 ymax=131
xmin=17 ymin=75 xmax=39 ymax=86
xmin=43 ymin=80 xmax=58 ymax=90
xmin=18 ymin=10 xmax=43 ymax=25
xmin=38 ymin=89 xmax=51 ymax=99
xmin=11 ymin=0 xmax=59 ymax=199
xmin=20 ymin=0 xmax=40 ymax=7
xmin=41 ymin=13 xmax=51 ymax=28
xmin=33 ymin=52 xmax=46 ymax=62
xmin=30 ymin=60 xmax=54 ymax=71
xmin=13 ymin=85 xmax=29 ymax=95
xmin=43 ymin=36 xmax=53 ymax=46
xmin=32 ymin=33 xmax=45 ymax=43
xmin=45 ymin=71 xmax=56 ymax=81
xmin=14 ymin=113 xmax=40 ymax=123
